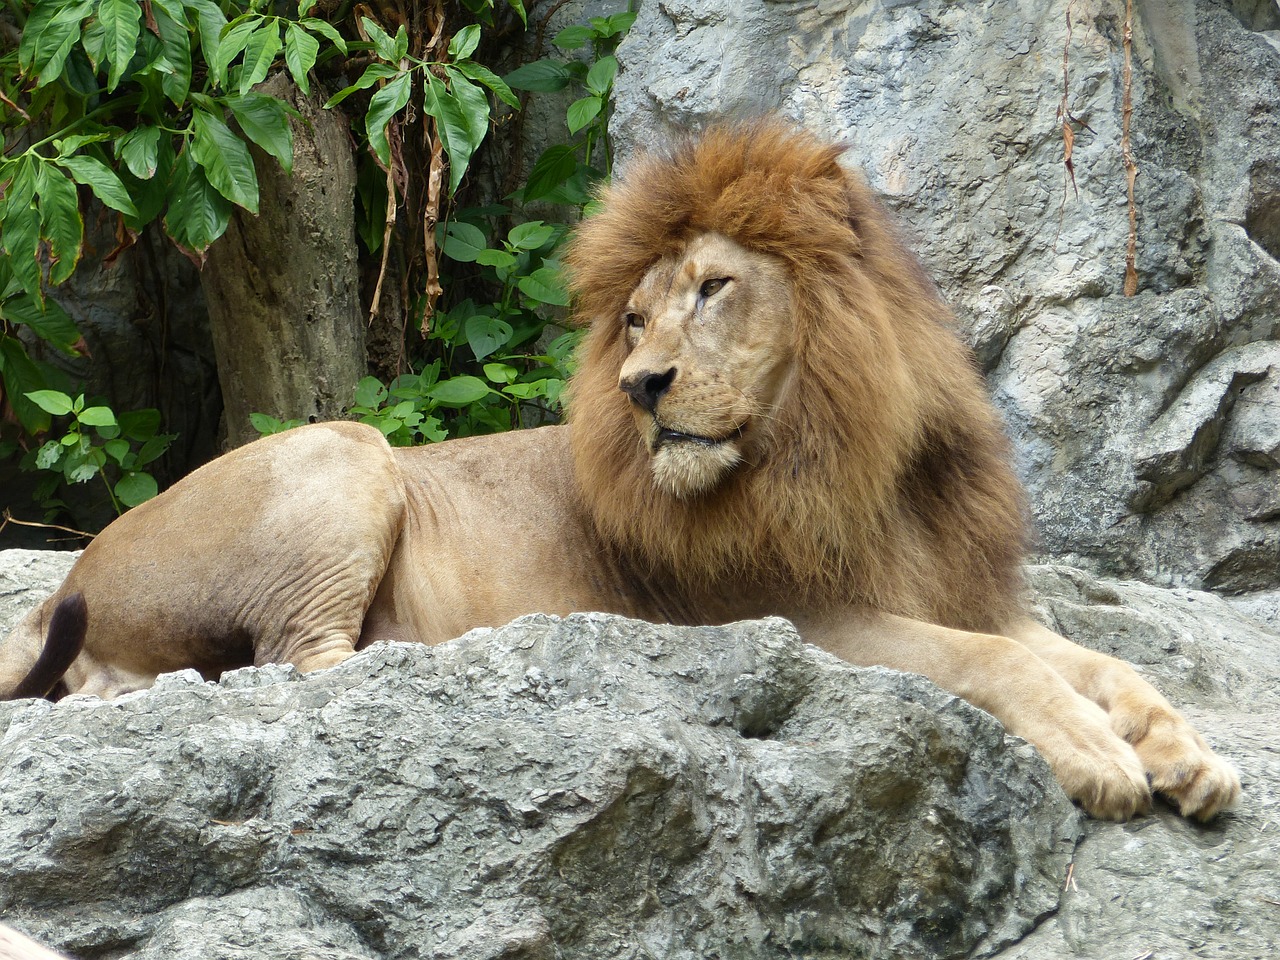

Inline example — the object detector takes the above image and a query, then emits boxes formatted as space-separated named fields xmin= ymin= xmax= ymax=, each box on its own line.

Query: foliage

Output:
xmin=343 ymin=8 xmax=634 ymax=439
xmin=0 ymin=0 xmax=631 ymax=525
xmin=23 ymin=389 xmax=173 ymax=516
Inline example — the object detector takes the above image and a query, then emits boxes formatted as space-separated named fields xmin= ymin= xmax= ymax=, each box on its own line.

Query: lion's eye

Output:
xmin=623 ymin=311 xmax=645 ymax=331
xmin=699 ymin=277 xmax=730 ymax=298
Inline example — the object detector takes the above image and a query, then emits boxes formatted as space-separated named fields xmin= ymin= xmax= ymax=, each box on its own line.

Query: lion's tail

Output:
xmin=2 ymin=593 xmax=87 ymax=701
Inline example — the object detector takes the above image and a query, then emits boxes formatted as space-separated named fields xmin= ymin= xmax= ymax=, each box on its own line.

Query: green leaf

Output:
xmin=35 ymin=440 xmax=64 ymax=470
xmin=3 ymin=156 xmax=39 ymax=215
xmin=135 ymin=432 xmax=174 ymax=466
xmin=299 ymin=18 xmax=348 ymax=55
xmin=466 ymin=315 xmax=514 ymax=361
xmin=439 ymin=220 xmax=487 ymax=262
xmin=103 ymin=438 xmax=130 ymax=464
xmin=64 ymin=450 xmax=102 ymax=484
xmin=323 ymin=62 xmax=399 ymax=107
xmin=425 ymin=376 xmax=491 ymax=407
xmin=184 ymin=0 xmax=229 ymax=69
xmin=365 ymin=71 xmax=413 ymax=168
xmin=423 ymin=73 xmax=475 ymax=194
xmin=77 ymin=406 xmax=117 ymax=427
xmin=150 ymin=0 xmax=193 ymax=104
xmin=508 ymin=220 xmax=556 ymax=250
xmin=210 ymin=17 xmax=260 ymax=89
xmin=225 ymin=93 xmax=294 ymax=175
xmin=25 ymin=389 xmax=74 ymax=416
xmin=97 ymin=0 xmax=143 ymax=92
xmin=604 ymin=11 xmax=638 ymax=36
xmin=586 ymin=55 xmax=618 ymax=96
xmin=519 ymin=145 xmax=577 ymax=203
xmin=504 ymin=59 xmax=573 ymax=93
xmin=18 ymin=1 xmax=94 ymax=86
xmin=115 ymin=471 xmax=159 ymax=507
xmin=452 ymin=60 xmax=519 ymax=109
xmin=552 ymin=26 xmax=593 ymax=50
xmin=117 ymin=126 xmax=163 ymax=179
xmin=284 ymin=22 xmax=320 ymax=96
xmin=55 ymin=155 xmax=140 ymax=217
xmin=483 ymin=362 xmax=518 ymax=384
xmin=163 ymin=150 xmax=232 ymax=254
xmin=361 ymin=16 xmax=399 ymax=63
xmin=1 ymin=338 xmax=54 ymax=432
xmin=1 ymin=293 xmax=80 ymax=355
xmin=475 ymin=248 xmax=516 ymax=269
xmin=119 ymin=136 xmax=175 ymax=229
xmin=53 ymin=133 xmax=113 ymax=155
xmin=119 ymin=408 xmax=162 ymax=439
xmin=505 ymin=0 xmax=527 ymax=28
xmin=566 ymin=95 xmax=602 ymax=135
xmin=502 ymin=381 xmax=548 ymax=400
xmin=444 ymin=70 xmax=491 ymax=153
xmin=238 ymin=20 xmax=282 ymax=95
xmin=449 ymin=25 xmax=481 ymax=61
xmin=79 ymin=13 xmax=109 ymax=71
xmin=36 ymin=163 xmax=84 ymax=285
xmin=518 ymin=266 xmax=570 ymax=306
xmin=1 ymin=204 xmax=41 ymax=295
xmin=190 ymin=107 xmax=260 ymax=213
xmin=353 ymin=376 xmax=388 ymax=408
xmin=249 ymin=411 xmax=281 ymax=434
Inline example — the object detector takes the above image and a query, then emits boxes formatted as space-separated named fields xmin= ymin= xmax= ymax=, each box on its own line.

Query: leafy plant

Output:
xmin=506 ymin=9 xmax=634 ymax=207
xmin=2 ymin=1 xmax=633 ymax=526
xmin=255 ymin=8 xmax=634 ymax=443
xmin=1 ymin=0 xmax=523 ymax=518
xmin=23 ymin=389 xmax=173 ymax=516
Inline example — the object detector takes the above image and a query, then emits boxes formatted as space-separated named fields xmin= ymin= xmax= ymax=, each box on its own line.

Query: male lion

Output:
xmin=0 ymin=121 xmax=1239 ymax=822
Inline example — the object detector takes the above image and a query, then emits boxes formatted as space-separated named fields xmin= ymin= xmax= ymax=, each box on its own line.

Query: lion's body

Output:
xmin=0 ymin=121 xmax=1239 ymax=821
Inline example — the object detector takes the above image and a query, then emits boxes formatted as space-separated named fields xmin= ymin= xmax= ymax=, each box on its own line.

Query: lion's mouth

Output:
xmin=653 ymin=423 xmax=745 ymax=450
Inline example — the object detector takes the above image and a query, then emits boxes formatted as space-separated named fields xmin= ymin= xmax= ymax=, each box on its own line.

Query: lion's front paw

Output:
xmin=1029 ymin=698 xmax=1153 ymax=821
xmin=1125 ymin=711 xmax=1241 ymax=821
xmin=1047 ymin=736 xmax=1152 ymax=822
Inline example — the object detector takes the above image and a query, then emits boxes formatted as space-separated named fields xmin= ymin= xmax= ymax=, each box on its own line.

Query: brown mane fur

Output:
xmin=564 ymin=120 xmax=1027 ymax=632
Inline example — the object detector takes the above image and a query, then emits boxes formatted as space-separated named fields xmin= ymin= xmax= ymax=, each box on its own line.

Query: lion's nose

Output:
xmin=619 ymin=368 xmax=677 ymax=414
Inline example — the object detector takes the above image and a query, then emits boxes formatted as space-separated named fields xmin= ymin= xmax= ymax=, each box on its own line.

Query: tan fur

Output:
xmin=0 ymin=121 xmax=1238 ymax=822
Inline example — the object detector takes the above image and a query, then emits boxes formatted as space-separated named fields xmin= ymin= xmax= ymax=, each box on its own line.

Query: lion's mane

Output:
xmin=564 ymin=120 xmax=1027 ymax=632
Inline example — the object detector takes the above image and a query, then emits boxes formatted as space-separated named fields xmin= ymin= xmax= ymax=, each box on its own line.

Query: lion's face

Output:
xmin=616 ymin=232 xmax=795 ymax=497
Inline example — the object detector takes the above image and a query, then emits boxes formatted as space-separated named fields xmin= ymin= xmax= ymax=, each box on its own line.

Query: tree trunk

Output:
xmin=201 ymin=73 xmax=366 ymax=449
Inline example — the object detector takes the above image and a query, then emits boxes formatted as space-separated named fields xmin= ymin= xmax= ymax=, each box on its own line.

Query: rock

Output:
xmin=2 ymin=549 xmax=1278 ymax=958
xmin=611 ymin=0 xmax=1280 ymax=595
xmin=0 ymin=549 xmax=78 ymax=630
xmin=0 ymin=609 xmax=1076 ymax=960
xmin=1008 ymin=566 xmax=1280 ymax=959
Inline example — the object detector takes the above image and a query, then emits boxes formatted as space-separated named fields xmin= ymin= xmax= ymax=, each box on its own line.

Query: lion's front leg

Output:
xmin=1007 ymin=620 xmax=1240 ymax=821
xmin=799 ymin=610 xmax=1153 ymax=821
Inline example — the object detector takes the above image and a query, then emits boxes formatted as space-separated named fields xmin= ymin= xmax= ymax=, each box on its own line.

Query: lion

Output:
xmin=0 ymin=120 xmax=1239 ymax=822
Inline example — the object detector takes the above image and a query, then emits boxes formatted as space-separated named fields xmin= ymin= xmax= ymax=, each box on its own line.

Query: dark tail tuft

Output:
xmin=11 ymin=592 xmax=88 ymax=700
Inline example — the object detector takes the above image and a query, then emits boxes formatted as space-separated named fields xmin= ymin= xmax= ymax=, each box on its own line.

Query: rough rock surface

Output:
xmin=2 ymin=549 xmax=1278 ymax=958
xmin=611 ymin=0 xmax=1280 ymax=595
xmin=0 ymin=581 xmax=1075 ymax=957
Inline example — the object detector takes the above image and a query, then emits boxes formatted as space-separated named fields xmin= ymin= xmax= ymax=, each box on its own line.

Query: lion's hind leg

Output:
xmin=1008 ymin=619 xmax=1241 ymax=821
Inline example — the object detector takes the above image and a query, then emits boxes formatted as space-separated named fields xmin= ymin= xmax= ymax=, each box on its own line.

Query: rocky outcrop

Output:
xmin=611 ymin=0 xmax=1280 ymax=596
xmin=2 ymin=549 xmax=1278 ymax=959
xmin=0 ymin=598 xmax=1074 ymax=957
